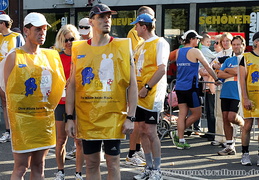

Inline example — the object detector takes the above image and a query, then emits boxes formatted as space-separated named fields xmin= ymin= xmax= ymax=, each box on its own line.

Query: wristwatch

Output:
xmin=127 ymin=116 xmax=136 ymax=122
xmin=65 ymin=114 xmax=74 ymax=123
xmin=144 ymin=84 xmax=152 ymax=90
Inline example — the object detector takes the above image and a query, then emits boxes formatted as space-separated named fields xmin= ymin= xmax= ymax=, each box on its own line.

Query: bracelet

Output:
xmin=65 ymin=114 xmax=74 ymax=123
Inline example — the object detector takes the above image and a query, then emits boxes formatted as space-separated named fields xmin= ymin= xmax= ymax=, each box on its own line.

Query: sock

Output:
xmin=6 ymin=129 xmax=10 ymax=133
xmin=58 ymin=169 xmax=64 ymax=174
xmin=136 ymin=144 xmax=141 ymax=151
xmin=153 ymin=157 xmax=161 ymax=170
xmin=226 ymin=140 xmax=234 ymax=149
xmin=144 ymin=153 xmax=153 ymax=169
xmin=75 ymin=172 xmax=81 ymax=176
xmin=128 ymin=150 xmax=135 ymax=158
xmin=179 ymin=138 xmax=185 ymax=143
xmin=242 ymin=146 xmax=249 ymax=154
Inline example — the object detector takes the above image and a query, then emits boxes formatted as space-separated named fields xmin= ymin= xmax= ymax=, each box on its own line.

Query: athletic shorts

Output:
xmin=221 ymin=98 xmax=240 ymax=113
xmin=54 ymin=104 xmax=75 ymax=121
xmin=82 ymin=140 xmax=121 ymax=156
xmin=176 ymin=88 xmax=201 ymax=108
xmin=135 ymin=106 xmax=159 ymax=124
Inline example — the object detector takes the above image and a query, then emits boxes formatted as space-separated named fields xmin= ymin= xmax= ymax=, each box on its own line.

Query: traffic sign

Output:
xmin=0 ymin=0 xmax=8 ymax=11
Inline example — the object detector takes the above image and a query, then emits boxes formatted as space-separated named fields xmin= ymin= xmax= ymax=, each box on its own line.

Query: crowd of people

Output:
xmin=0 ymin=2 xmax=258 ymax=180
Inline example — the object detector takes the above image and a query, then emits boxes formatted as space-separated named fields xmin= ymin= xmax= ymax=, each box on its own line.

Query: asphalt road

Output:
xmin=1 ymin=110 xmax=259 ymax=180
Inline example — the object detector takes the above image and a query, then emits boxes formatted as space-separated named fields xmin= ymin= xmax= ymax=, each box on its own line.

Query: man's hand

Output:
xmin=243 ymin=98 xmax=254 ymax=111
xmin=122 ymin=119 xmax=134 ymax=134
xmin=214 ymin=79 xmax=222 ymax=86
xmin=65 ymin=120 xmax=76 ymax=138
xmin=139 ymin=87 xmax=148 ymax=98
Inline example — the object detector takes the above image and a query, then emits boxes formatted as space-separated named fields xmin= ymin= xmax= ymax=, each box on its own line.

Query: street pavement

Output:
xmin=1 ymin=111 xmax=259 ymax=179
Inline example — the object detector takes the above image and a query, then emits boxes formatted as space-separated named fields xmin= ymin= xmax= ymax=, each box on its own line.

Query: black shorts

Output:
xmin=82 ymin=140 xmax=121 ymax=156
xmin=221 ymin=98 xmax=240 ymax=113
xmin=135 ymin=106 xmax=159 ymax=124
xmin=55 ymin=104 xmax=76 ymax=121
xmin=176 ymin=88 xmax=201 ymax=108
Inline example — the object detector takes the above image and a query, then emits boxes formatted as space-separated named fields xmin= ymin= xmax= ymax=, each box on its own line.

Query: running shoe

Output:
xmin=241 ymin=153 xmax=252 ymax=166
xmin=0 ymin=132 xmax=10 ymax=143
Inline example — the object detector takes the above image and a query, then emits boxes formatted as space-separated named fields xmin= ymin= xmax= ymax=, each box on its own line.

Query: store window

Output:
xmin=164 ymin=7 xmax=189 ymax=51
xmin=198 ymin=3 xmax=259 ymax=51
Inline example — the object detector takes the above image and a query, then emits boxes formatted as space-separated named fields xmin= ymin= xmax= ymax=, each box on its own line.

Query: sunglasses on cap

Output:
xmin=79 ymin=26 xmax=90 ymax=29
xmin=65 ymin=37 xmax=75 ymax=43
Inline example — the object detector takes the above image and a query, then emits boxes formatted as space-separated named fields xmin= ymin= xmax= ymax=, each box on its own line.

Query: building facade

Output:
xmin=6 ymin=0 xmax=259 ymax=50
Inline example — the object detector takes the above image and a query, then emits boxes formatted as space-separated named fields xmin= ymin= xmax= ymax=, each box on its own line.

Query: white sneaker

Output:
xmin=135 ymin=149 xmax=145 ymax=162
xmin=75 ymin=173 xmax=83 ymax=180
xmin=0 ymin=132 xmax=10 ymax=143
xmin=134 ymin=167 xmax=151 ymax=180
xmin=126 ymin=153 xmax=146 ymax=167
xmin=54 ymin=171 xmax=65 ymax=180
xmin=66 ymin=146 xmax=76 ymax=160
xmin=241 ymin=153 xmax=252 ymax=166
xmin=148 ymin=170 xmax=163 ymax=180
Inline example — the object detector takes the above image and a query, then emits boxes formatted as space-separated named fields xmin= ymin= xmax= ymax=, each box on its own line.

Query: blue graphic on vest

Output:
xmin=81 ymin=67 xmax=94 ymax=85
xmin=25 ymin=78 xmax=37 ymax=96
xmin=18 ymin=64 xmax=27 ymax=68
xmin=251 ymin=71 xmax=259 ymax=83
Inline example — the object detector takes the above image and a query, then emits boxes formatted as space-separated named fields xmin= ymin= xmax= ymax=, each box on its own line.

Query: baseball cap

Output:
xmin=0 ymin=14 xmax=11 ymax=22
xmin=89 ymin=3 xmax=117 ymax=19
xmin=24 ymin=12 xmax=51 ymax=27
xmin=78 ymin=18 xmax=91 ymax=35
xmin=253 ymin=31 xmax=259 ymax=41
xmin=130 ymin=13 xmax=153 ymax=25
xmin=182 ymin=30 xmax=202 ymax=40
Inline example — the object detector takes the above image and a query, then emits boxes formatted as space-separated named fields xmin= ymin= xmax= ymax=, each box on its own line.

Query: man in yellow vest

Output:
xmin=126 ymin=5 xmax=155 ymax=167
xmin=240 ymin=32 xmax=259 ymax=166
xmin=4 ymin=12 xmax=65 ymax=179
xmin=65 ymin=4 xmax=138 ymax=180
xmin=131 ymin=12 xmax=170 ymax=180
xmin=0 ymin=14 xmax=24 ymax=143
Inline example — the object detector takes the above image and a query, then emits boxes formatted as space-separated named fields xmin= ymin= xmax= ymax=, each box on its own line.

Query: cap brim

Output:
xmin=31 ymin=22 xmax=51 ymax=27
xmin=196 ymin=35 xmax=203 ymax=39
xmin=130 ymin=19 xmax=138 ymax=25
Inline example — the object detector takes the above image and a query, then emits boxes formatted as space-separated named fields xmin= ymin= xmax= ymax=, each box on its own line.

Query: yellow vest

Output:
xmin=0 ymin=32 xmax=23 ymax=62
xmin=72 ymin=38 xmax=131 ymax=140
xmin=134 ymin=37 xmax=166 ymax=111
xmin=127 ymin=27 xmax=144 ymax=52
xmin=242 ymin=52 xmax=259 ymax=118
xmin=6 ymin=48 xmax=65 ymax=153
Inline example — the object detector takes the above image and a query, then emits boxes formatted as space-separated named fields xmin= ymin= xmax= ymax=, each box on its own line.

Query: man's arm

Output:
xmin=224 ymin=67 xmax=238 ymax=76
xmin=195 ymin=49 xmax=221 ymax=85
xmin=239 ymin=65 xmax=252 ymax=110
xmin=122 ymin=58 xmax=138 ymax=134
xmin=217 ymin=69 xmax=234 ymax=79
xmin=65 ymin=62 xmax=76 ymax=138
xmin=4 ymin=52 xmax=16 ymax=87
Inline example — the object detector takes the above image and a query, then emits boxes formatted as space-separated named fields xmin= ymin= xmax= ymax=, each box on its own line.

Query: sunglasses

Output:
xmin=214 ymin=41 xmax=219 ymax=45
xmin=79 ymin=26 xmax=90 ymax=29
xmin=65 ymin=37 xmax=75 ymax=43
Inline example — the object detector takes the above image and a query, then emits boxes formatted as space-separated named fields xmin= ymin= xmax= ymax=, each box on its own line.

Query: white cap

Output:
xmin=0 ymin=14 xmax=11 ymax=22
xmin=181 ymin=30 xmax=202 ymax=40
xmin=24 ymin=12 xmax=51 ymax=27
xmin=78 ymin=18 xmax=91 ymax=35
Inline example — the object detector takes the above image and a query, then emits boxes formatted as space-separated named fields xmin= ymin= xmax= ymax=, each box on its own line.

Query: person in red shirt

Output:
xmin=53 ymin=24 xmax=82 ymax=180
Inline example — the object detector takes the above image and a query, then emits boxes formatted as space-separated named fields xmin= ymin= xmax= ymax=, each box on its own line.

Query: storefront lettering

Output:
xmin=249 ymin=12 xmax=259 ymax=46
xmin=112 ymin=18 xmax=134 ymax=26
xmin=199 ymin=14 xmax=250 ymax=25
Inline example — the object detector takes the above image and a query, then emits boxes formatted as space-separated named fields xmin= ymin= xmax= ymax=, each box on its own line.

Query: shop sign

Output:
xmin=199 ymin=14 xmax=250 ymax=25
xmin=112 ymin=18 xmax=134 ymax=26
xmin=249 ymin=12 xmax=259 ymax=46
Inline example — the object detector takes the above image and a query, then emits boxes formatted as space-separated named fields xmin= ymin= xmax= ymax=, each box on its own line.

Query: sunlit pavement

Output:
xmin=1 ymin=111 xmax=259 ymax=179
